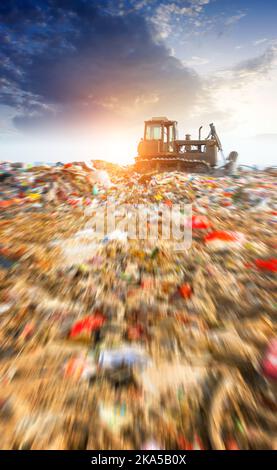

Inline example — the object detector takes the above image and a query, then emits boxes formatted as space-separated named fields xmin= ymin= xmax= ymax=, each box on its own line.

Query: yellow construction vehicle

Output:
xmin=135 ymin=117 xmax=238 ymax=174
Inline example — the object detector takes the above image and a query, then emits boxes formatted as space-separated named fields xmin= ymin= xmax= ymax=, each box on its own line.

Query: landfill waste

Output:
xmin=262 ymin=339 xmax=277 ymax=381
xmin=0 ymin=160 xmax=276 ymax=449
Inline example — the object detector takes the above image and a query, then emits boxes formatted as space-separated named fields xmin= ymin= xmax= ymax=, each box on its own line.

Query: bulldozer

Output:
xmin=134 ymin=117 xmax=238 ymax=174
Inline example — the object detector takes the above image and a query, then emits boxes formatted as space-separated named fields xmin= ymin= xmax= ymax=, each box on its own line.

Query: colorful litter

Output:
xmin=0 ymin=160 xmax=276 ymax=449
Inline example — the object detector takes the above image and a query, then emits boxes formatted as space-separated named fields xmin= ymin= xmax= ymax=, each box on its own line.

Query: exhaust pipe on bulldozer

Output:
xmin=185 ymin=134 xmax=191 ymax=152
xmin=198 ymin=126 xmax=203 ymax=140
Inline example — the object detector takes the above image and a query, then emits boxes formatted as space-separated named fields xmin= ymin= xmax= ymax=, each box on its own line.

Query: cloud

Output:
xmin=224 ymin=12 xmax=246 ymax=26
xmin=202 ymin=42 xmax=277 ymax=136
xmin=0 ymin=0 xmax=205 ymax=132
xmin=213 ymin=43 xmax=277 ymax=87
xmin=253 ymin=38 xmax=268 ymax=46
xmin=1 ymin=0 xmax=272 ymax=143
xmin=148 ymin=3 xmax=248 ymax=43
xmin=233 ymin=44 xmax=277 ymax=79
xmin=148 ymin=1 xmax=211 ymax=40
xmin=185 ymin=56 xmax=210 ymax=66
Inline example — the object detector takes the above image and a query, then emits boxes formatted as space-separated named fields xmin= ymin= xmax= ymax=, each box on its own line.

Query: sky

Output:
xmin=0 ymin=0 xmax=277 ymax=166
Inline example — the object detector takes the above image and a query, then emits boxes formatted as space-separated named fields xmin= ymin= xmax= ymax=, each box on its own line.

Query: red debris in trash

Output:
xmin=141 ymin=279 xmax=155 ymax=289
xmin=21 ymin=322 xmax=35 ymax=340
xmin=70 ymin=314 xmax=105 ymax=338
xmin=205 ymin=230 xmax=240 ymax=243
xmin=192 ymin=215 xmax=211 ymax=230
xmin=67 ymin=199 xmax=79 ymax=206
xmin=0 ymin=200 xmax=12 ymax=209
xmin=262 ymin=338 xmax=277 ymax=381
xmin=177 ymin=434 xmax=204 ymax=450
xmin=127 ymin=324 xmax=144 ymax=341
xmin=64 ymin=357 xmax=85 ymax=378
xmin=177 ymin=436 xmax=192 ymax=450
xmin=255 ymin=258 xmax=277 ymax=273
xmin=222 ymin=201 xmax=232 ymax=207
xmin=226 ymin=438 xmax=240 ymax=450
xmin=179 ymin=283 xmax=192 ymax=299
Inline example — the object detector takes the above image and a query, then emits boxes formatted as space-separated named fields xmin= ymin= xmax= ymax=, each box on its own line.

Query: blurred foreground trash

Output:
xmin=0 ymin=160 xmax=276 ymax=449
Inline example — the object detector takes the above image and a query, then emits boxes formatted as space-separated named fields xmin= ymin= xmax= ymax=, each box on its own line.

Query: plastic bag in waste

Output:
xmin=98 ymin=346 xmax=150 ymax=369
xmin=192 ymin=215 xmax=212 ymax=230
xmin=70 ymin=314 xmax=106 ymax=339
xmin=255 ymin=258 xmax=277 ymax=273
xmin=204 ymin=230 xmax=245 ymax=251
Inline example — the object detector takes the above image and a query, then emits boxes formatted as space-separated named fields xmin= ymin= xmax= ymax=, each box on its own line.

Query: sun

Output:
xmin=92 ymin=134 xmax=137 ymax=165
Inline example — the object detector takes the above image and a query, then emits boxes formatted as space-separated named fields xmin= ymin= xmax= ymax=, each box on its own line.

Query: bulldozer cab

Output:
xmin=138 ymin=117 xmax=178 ymax=157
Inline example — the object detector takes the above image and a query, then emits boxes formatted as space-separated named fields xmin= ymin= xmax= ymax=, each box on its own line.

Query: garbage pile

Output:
xmin=0 ymin=160 xmax=276 ymax=449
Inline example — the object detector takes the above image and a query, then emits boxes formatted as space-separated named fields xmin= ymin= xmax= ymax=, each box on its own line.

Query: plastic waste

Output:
xmin=179 ymin=283 xmax=192 ymax=298
xmin=0 ymin=303 xmax=13 ymax=314
xmin=205 ymin=230 xmax=245 ymax=251
xmin=0 ymin=163 xmax=276 ymax=450
xmin=262 ymin=338 xmax=277 ymax=381
xmin=255 ymin=258 xmax=277 ymax=273
xmin=92 ymin=185 xmax=99 ymax=195
xmin=98 ymin=346 xmax=150 ymax=369
xmin=70 ymin=314 xmax=106 ymax=339
xmin=192 ymin=215 xmax=212 ymax=230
